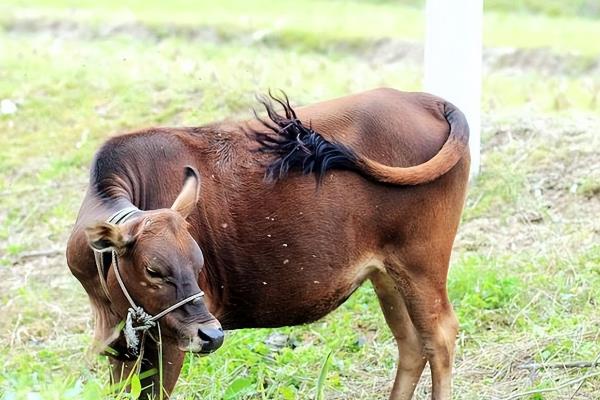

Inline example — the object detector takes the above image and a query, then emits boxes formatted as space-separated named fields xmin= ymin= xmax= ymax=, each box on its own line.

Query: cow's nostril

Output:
xmin=198 ymin=326 xmax=224 ymax=348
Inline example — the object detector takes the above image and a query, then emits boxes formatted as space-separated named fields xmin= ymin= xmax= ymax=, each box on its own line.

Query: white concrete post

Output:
xmin=424 ymin=0 xmax=482 ymax=176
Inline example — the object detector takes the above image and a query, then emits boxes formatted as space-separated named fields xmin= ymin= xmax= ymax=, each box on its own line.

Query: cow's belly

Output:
xmin=213 ymin=254 xmax=384 ymax=330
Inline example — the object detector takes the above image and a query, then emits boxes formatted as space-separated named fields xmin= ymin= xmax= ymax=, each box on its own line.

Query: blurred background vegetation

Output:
xmin=407 ymin=0 xmax=600 ymax=18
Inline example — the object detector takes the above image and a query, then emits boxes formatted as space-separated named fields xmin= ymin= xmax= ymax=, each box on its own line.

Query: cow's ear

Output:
xmin=85 ymin=222 xmax=130 ymax=253
xmin=171 ymin=166 xmax=200 ymax=219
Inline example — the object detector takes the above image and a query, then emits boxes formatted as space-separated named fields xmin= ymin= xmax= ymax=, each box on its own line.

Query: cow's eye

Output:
xmin=146 ymin=266 xmax=163 ymax=278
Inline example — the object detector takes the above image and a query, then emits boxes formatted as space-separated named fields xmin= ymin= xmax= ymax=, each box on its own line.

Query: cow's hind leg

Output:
xmin=371 ymin=270 xmax=427 ymax=400
xmin=384 ymin=254 xmax=459 ymax=400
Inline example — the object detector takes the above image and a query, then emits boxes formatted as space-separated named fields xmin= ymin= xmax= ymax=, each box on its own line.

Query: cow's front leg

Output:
xmin=108 ymin=336 xmax=185 ymax=399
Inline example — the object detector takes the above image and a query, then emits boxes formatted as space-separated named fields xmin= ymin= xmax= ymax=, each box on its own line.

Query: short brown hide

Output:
xmin=66 ymin=88 xmax=470 ymax=400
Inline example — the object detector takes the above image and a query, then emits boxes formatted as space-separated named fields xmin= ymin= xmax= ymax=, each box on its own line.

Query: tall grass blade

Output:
xmin=315 ymin=350 xmax=333 ymax=400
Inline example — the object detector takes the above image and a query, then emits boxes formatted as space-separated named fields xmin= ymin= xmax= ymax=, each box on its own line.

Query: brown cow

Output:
xmin=66 ymin=88 xmax=470 ymax=399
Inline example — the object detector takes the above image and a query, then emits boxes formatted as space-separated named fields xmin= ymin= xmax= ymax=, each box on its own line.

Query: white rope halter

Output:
xmin=94 ymin=207 xmax=204 ymax=354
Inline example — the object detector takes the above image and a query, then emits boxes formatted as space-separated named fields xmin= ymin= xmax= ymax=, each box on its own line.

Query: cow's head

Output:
xmin=85 ymin=166 xmax=224 ymax=354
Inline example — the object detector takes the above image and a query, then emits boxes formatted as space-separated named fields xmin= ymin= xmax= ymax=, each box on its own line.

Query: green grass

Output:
xmin=377 ymin=0 xmax=600 ymax=19
xmin=1 ymin=1 xmax=599 ymax=399
xmin=2 ymin=0 xmax=600 ymax=56
xmin=485 ymin=0 xmax=600 ymax=18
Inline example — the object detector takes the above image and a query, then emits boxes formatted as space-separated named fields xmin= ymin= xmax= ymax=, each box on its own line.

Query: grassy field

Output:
xmin=1 ymin=1 xmax=599 ymax=399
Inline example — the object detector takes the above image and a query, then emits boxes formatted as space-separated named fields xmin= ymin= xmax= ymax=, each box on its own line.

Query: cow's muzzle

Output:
xmin=178 ymin=321 xmax=224 ymax=354
xmin=197 ymin=326 xmax=224 ymax=353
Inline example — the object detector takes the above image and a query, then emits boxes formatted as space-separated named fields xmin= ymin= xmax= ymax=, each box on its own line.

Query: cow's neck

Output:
xmin=86 ymin=131 xmax=245 ymax=315
xmin=186 ymin=177 xmax=238 ymax=315
xmin=96 ymin=166 xmax=237 ymax=312
xmin=94 ymin=177 xmax=156 ymax=214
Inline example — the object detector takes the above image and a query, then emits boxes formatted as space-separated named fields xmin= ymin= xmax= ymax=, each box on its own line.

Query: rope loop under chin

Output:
xmin=124 ymin=306 xmax=157 ymax=354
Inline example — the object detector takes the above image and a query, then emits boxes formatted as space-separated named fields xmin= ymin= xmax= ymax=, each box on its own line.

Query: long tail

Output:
xmin=252 ymin=92 xmax=469 ymax=186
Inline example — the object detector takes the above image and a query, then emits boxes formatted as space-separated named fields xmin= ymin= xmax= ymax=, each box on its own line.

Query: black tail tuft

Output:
xmin=251 ymin=91 xmax=358 ymax=183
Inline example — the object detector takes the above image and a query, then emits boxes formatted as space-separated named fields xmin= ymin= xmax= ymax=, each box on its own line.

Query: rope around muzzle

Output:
xmin=93 ymin=207 xmax=205 ymax=355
